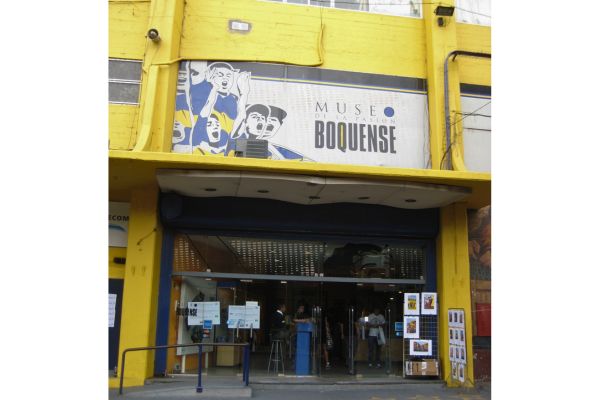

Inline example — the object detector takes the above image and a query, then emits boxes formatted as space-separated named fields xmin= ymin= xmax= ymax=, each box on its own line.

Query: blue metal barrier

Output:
xmin=118 ymin=342 xmax=250 ymax=395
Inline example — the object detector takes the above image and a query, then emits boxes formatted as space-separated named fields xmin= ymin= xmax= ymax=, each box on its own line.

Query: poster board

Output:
xmin=188 ymin=301 xmax=221 ymax=326
xmin=109 ymin=293 xmax=117 ymax=328
xmin=421 ymin=292 xmax=438 ymax=315
xmin=448 ymin=308 xmax=468 ymax=384
xmin=403 ymin=293 xmax=420 ymax=315
xmin=403 ymin=316 xmax=419 ymax=339
xmin=227 ymin=303 xmax=261 ymax=329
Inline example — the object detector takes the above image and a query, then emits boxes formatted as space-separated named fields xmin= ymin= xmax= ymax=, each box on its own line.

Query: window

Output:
xmin=266 ymin=0 xmax=422 ymax=19
xmin=455 ymin=0 xmax=491 ymax=26
xmin=109 ymin=59 xmax=142 ymax=105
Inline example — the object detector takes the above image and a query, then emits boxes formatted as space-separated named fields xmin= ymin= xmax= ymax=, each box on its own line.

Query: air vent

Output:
xmin=234 ymin=139 xmax=269 ymax=159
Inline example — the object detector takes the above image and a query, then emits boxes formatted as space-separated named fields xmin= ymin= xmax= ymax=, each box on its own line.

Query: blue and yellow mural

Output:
xmin=171 ymin=61 xmax=431 ymax=169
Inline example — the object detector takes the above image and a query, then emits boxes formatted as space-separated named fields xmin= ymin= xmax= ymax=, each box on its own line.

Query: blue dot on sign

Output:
xmin=384 ymin=107 xmax=395 ymax=117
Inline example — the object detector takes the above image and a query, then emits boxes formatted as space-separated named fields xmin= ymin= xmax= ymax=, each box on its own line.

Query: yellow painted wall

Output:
xmin=456 ymin=23 xmax=491 ymax=86
xmin=109 ymin=247 xmax=127 ymax=279
xmin=181 ymin=0 xmax=426 ymax=78
xmin=116 ymin=185 xmax=163 ymax=387
xmin=109 ymin=0 xmax=151 ymax=60
xmin=437 ymin=203 xmax=475 ymax=386
xmin=109 ymin=104 xmax=139 ymax=150
xmin=109 ymin=0 xmax=150 ymax=151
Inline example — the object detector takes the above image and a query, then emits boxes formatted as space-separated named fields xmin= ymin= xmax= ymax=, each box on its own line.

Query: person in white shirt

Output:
xmin=366 ymin=308 xmax=385 ymax=368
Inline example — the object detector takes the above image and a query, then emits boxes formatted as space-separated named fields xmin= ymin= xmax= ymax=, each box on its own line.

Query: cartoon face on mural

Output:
xmin=207 ymin=62 xmax=239 ymax=95
xmin=263 ymin=105 xmax=287 ymax=139
xmin=206 ymin=114 xmax=222 ymax=143
xmin=172 ymin=61 xmax=307 ymax=160
xmin=243 ymin=104 xmax=270 ymax=139
xmin=172 ymin=121 xmax=187 ymax=144
xmin=189 ymin=63 xmax=204 ymax=86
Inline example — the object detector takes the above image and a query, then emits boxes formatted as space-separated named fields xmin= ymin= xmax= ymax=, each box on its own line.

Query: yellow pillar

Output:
xmin=423 ymin=1 xmax=463 ymax=170
xmin=115 ymin=185 xmax=163 ymax=387
xmin=437 ymin=203 xmax=474 ymax=386
xmin=134 ymin=0 xmax=185 ymax=153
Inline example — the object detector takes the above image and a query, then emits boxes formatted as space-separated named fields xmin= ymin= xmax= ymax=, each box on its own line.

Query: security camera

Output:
xmin=147 ymin=28 xmax=160 ymax=42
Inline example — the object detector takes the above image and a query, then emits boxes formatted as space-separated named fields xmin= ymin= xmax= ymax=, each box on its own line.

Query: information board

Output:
xmin=227 ymin=304 xmax=261 ymax=329
xmin=188 ymin=301 xmax=221 ymax=326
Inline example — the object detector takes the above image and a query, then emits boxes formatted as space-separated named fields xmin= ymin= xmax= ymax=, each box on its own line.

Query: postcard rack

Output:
xmin=402 ymin=292 xmax=439 ymax=378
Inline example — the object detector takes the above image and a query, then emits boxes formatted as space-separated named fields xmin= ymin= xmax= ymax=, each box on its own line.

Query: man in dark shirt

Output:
xmin=271 ymin=303 xmax=288 ymax=340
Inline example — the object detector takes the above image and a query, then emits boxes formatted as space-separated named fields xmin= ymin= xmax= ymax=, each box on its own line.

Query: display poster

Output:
xmin=227 ymin=304 xmax=261 ymax=329
xmin=448 ymin=308 xmax=468 ymax=383
xmin=409 ymin=339 xmax=432 ymax=356
xmin=188 ymin=301 xmax=221 ymax=326
xmin=449 ymin=309 xmax=464 ymax=328
xmin=403 ymin=316 xmax=419 ymax=339
xmin=171 ymin=61 xmax=430 ymax=169
xmin=109 ymin=202 xmax=130 ymax=248
xmin=452 ymin=362 xmax=458 ymax=380
xmin=177 ymin=279 xmax=217 ymax=356
xmin=421 ymin=292 xmax=438 ymax=315
xmin=404 ymin=293 xmax=420 ymax=315
xmin=109 ymin=293 xmax=117 ymax=328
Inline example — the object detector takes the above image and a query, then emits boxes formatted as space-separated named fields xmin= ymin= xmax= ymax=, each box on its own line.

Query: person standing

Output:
xmin=367 ymin=307 xmax=385 ymax=368
xmin=271 ymin=303 xmax=289 ymax=341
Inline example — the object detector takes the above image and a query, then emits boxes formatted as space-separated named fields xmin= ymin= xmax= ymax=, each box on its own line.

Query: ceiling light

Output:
xmin=358 ymin=196 xmax=370 ymax=200
xmin=257 ymin=189 xmax=269 ymax=193
xmin=309 ymin=196 xmax=320 ymax=200
xmin=205 ymin=188 xmax=217 ymax=192
xmin=405 ymin=199 xmax=417 ymax=203
xmin=280 ymin=281 xmax=287 ymax=284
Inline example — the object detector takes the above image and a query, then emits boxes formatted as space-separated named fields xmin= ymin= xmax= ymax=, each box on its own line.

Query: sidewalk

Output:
xmin=109 ymin=376 xmax=491 ymax=400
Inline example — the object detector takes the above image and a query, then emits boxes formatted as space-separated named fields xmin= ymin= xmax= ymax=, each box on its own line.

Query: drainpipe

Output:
xmin=443 ymin=50 xmax=491 ymax=170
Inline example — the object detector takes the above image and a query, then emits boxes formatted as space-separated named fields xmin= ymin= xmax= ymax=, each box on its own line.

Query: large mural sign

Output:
xmin=172 ymin=61 xmax=430 ymax=169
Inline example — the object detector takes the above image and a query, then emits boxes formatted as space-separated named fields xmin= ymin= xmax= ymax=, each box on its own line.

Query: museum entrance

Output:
xmin=165 ymin=232 xmax=434 ymax=379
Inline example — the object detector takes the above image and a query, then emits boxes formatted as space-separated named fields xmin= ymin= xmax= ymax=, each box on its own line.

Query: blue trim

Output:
xmin=109 ymin=279 xmax=124 ymax=370
xmin=154 ymin=229 xmax=174 ymax=375
xmin=251 ymin=76 xmax=427 ymax=95
xmin=160 ymin=195 xmax=439 ymax=239
xmin=424 ymin=240 xmax=437 ymax=292
xmin=460 ymin=83 xmax=491 ymax=97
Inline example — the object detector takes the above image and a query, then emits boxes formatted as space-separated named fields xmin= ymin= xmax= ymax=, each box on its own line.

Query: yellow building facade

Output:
xmin=109 ymin=0 xmax=490 ymax=389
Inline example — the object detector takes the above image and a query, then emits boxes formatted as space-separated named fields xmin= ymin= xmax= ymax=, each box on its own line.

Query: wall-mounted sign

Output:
xmin=109 ymin=294 xmax=117 ymax=328
xmin=187 ymin=301 xmax=221 ymax=325
xmin=109 ymin=202 xmax=130 ymax=247
xmin=448 ymin=307 xmax=468 ymax=384
xmin=172 ymin=61 xmax=430 ymax=169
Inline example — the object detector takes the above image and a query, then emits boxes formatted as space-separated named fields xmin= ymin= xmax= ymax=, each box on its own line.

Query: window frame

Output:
xmin=109 ymin=58 xmax=143 ymax=106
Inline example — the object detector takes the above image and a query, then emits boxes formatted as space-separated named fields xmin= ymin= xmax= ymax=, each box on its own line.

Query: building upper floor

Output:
xmin=109 ymin=0 xmax=491 ymax=193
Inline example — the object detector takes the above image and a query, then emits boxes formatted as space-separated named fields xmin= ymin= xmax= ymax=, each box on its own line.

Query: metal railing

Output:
xmin=118 ymin=342 xmax=251 ymax=395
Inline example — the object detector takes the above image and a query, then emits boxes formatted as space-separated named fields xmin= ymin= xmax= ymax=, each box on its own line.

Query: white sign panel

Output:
xmin=109 ymin=202 xmax=130 ymax=248
xmin=461 ymin=95 xmax=491 ymax=173
xmin=172 ymin=61 xmax=430 ymax=169
xmin=227 ymin=304 xmax=261 ymax=329
xmin=188 ymin=301 xmax=221 ymax=326
xmin=109 ymin=293 xmax=117 ymax=328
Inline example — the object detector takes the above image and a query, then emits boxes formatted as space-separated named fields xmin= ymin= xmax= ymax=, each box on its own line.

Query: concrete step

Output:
xmin=112 ymin=386 xmax=252 ymax=399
